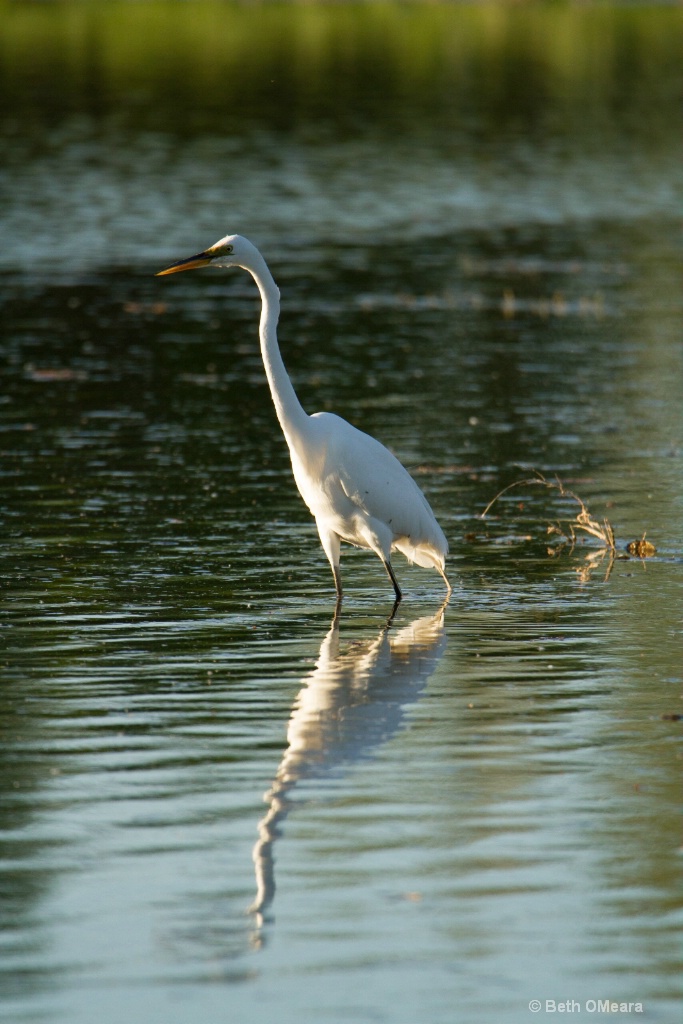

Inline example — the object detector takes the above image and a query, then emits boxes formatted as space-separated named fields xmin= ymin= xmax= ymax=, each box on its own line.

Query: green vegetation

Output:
xmin=1 ymin=1 xmax=681 ymax=139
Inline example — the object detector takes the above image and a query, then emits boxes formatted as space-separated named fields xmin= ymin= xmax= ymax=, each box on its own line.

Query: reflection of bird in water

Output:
xmin=157 ymin=234 xmax=450 ymax=604
xmin=249 ymin=604 xmax=448 ymax=923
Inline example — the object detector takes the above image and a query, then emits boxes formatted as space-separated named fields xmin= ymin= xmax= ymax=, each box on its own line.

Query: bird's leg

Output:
xmin=438 ymin=566 xmax=452 ymax=597
xmin=332 ymin=563 xmax=343 ymax=602
xmin=332 ymin=567 xmax=344 ymax=620
xmin=383 ymin=559 xmax=402 ymax=603
xmin=317 ymin=525 xmax=343 ymax=605
xmin=387 ymin=598 xmax=401 ymax=627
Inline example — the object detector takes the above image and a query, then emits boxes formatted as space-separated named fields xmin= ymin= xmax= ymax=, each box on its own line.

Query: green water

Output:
xmin=1 ymin=4 xmax=681 ymax=1023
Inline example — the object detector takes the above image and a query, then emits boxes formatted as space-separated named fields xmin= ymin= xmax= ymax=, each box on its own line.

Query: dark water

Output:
xmin=1 ymin=5 xmax=681 ymax=1023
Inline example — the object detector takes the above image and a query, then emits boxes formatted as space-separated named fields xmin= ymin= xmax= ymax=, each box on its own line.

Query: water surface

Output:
xmin=1 ymin=5 xmax=681 ymax=1023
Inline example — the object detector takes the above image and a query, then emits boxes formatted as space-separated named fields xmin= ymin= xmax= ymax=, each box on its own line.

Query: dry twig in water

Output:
xmin=480 ymin=471 xmax=616 ymax=550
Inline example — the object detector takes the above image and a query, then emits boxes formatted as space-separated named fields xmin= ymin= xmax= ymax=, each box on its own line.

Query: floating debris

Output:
xmin=626 ymin=535 xmax=657 ymax=558
xmin=481 ymin=471 xmax=616 ymax=551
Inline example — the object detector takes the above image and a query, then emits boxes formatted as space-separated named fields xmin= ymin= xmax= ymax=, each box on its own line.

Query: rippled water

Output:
xmin=1 ymin=5 xmax=682 ymax=1024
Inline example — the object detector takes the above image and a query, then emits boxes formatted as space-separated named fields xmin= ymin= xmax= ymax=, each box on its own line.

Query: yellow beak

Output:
xmin=156 ymin=252 xmax=214 ymax=276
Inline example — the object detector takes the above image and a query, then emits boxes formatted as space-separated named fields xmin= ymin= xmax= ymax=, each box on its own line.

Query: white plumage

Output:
xmin=158 ymin=234 xmax=450 ymax=604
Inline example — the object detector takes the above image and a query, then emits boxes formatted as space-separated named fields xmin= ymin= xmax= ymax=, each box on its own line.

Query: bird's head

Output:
xmin=156 ymin=234 xmax=260 ymax=276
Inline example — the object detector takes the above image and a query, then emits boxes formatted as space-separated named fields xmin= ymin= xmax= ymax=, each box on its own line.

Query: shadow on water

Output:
xmin=249 ymin=602 xmax=448 ymax=927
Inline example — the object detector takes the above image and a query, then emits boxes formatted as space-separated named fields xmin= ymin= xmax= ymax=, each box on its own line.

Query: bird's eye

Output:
xmin=225 ymin=245 xmax=234 ymax=254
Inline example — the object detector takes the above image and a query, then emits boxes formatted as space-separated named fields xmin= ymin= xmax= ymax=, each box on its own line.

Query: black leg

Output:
xmin=383 ymin=559 xmax=402 ymax=603
xmin=387 ymin=597 xmax=400 ymax=627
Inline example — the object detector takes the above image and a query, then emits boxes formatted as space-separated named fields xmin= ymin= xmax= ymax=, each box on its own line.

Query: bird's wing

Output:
xmin=313 ymin=413 xmax=447 ymax=557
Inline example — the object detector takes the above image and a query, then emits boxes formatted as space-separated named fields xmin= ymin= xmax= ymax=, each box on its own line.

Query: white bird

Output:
xmin=157 ymin=234 xmax=450 ymax=605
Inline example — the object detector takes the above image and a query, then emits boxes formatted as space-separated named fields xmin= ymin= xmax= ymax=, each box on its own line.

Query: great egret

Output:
xmin=157 ymin=235 xmax=450 ymax=604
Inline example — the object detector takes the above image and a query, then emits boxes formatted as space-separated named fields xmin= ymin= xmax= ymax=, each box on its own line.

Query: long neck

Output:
xmin=247 ymin=254 xmax=310 ymax=451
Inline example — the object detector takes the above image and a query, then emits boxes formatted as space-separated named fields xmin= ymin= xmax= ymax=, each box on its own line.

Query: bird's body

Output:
xmin=157 ymin=235 xmax=450 ymax=604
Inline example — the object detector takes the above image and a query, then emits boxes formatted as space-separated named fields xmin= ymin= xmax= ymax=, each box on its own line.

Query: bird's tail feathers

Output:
xmin=393 ymin=538 xmax=445 ymax=571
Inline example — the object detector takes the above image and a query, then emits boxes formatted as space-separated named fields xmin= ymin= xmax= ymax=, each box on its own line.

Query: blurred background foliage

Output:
xmin=1 ymin=1 xmax=681 ymax=144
